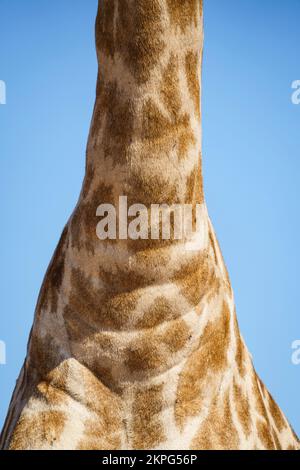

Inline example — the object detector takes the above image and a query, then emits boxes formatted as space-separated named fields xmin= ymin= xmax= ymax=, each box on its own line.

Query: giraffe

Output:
xmin=1 ymin=0 xmax=299 ymax=451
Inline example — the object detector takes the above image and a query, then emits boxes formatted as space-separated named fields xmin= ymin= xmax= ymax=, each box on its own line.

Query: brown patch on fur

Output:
xmin=77 ymin=419 xmax=121 ymax=450
xmin=208 ymin=230 xmax=232 ymax=294
xmin=267 ymin=393 xmax=286 ymax=433
xmin=178 ymin=127 xmax=196 ymax=160
xmin=131 ymin=384 xmax=165 ymax=449
xmin=160 ymin=54 xmax=181 ymax=117
xmin=63 ymin=305 xmax=97 ymax=343
xmin=102 ymin=82 xmax=135 ymax=146
xmin=136 ymin=296 xmax=180 ymax=329
xmin=65 ymin=267 xmax=141 ymax=333
xmin=191 ymin=393 xmax=239 ymax=450
xmin=252 ymin=375 xmax=284 ymax=448
xmin=185 ymin=52 xmax=200 ymax=118
xmin=89 ymin=82 xmax=105 ymax=141
xmin=142 ymin=99 xmax=195 ymax=160
xmin=218 ymin=394 xmax=239 ymax=449
xmin=96 ymin=0 xmax=116 ymax=58
xmin=29 ymin=332 xmax=65 ymax=379
xmin=70 ymin=181 xmax=114 ymax=252
xmin=127 ymin=166 xmax=180 ymax=208
xmin=196 ymin=153 xmax=204 ymax=203
xmin=124 ymin=320 xmax=190 ymax=376
xmin=234 ymin=315 xmax=247 ymax=378
xmin=190 ymin=418 xmax=214 ymax=450
xmin=115 ymin=0 xmax=165 ymax=84
xmin=185 ymin=167 xmax=197 ymax=205
xmin=91 ymin=365 xmax=116 ymax=392
xmin=252 ymin=376 xmax=269 ymax=419
xmin=65 ymin=267 xmax=103 ymax=329
xmin=91 ymin=80 xmax=135 ymax=165
xmin=9 ymin=410 xmax=66 ymax=449
xmin=162 ymin=319 xmax=191 ymax=353
xmin=125 ymin=333 xmax=164 ymax=374
xmin=175 ymin=302 xmax=231 ymax=426
xmin=233 ymin=381 xmax=252 ymax=437
xmin=209 ymin=229 xmax=218 ymax=266
xmin=257 ymin=420 xmax=276 ymax=450
xmin=166 ymin=0 xmax=201 ymax=32
xmin=173 ymin=250 xmax=220 ymax=308
xmin=36 ymin=226 xmax=68 ymax=314
xmin=185 ymin=157 xmax=204 ymax=205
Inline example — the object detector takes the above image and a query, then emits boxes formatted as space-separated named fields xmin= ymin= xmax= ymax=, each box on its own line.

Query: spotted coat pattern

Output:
xmin=1 ymin=0 xmax=299 ymax=450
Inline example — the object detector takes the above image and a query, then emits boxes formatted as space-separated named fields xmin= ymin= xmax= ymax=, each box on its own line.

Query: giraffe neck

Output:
xmin=86 ymin=0 xmax=204 ymax=211
xmin=64 ymin=0 xmax=212 ymax=388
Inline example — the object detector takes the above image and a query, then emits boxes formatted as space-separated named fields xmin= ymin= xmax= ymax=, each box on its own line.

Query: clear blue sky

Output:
xmin=0 ymin=0 xmax=299 ymax=436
